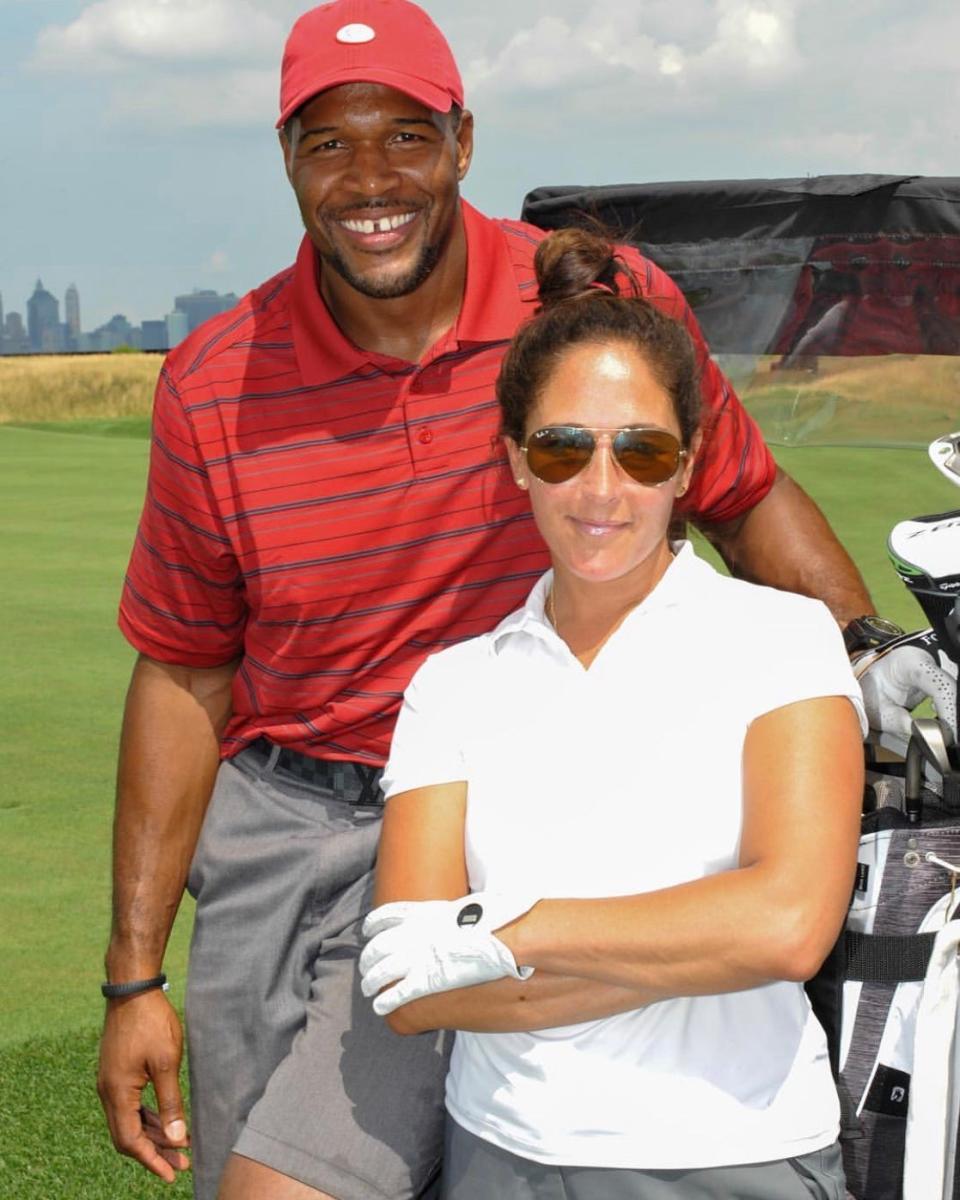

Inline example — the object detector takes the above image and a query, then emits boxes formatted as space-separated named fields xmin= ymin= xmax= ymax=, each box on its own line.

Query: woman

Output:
xmin=359 ymin=227 xmax=866 ymax=1199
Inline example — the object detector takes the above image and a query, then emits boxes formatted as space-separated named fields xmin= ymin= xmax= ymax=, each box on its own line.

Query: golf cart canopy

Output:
xmin=521 ymin=175 xmax=960 ymax=447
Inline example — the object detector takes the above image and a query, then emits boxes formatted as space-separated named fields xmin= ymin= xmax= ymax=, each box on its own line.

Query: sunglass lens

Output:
xmin=525 ymin=428 xmax=594 ymax=483
xmin=614 ymin=430 xmax=681 ymax=484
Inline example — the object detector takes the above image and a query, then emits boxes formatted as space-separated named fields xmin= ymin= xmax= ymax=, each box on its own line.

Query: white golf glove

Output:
xmin=360 ymin=893 xmax=537 ymax=1016
xmin=856 ymin=628 xmax=958 ymax=739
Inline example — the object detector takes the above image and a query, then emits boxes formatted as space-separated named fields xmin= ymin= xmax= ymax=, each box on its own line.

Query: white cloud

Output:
xmin=29 ymin=0 xmax=283 ymax=127
xmin=109 ymin=65 xmax=277 ymax=126
xmin=700 ymin=0 xmax=798 ymax=76
xmin=659 ymin=46 xmax=685 ymax=77
xmin=205 ymin=249 xmax=230 ymax=273
xmin=463 ymin=0 xmax=800 ymax=101
xmin=33 ymin=0 xmax=283 ymax=71
xmin=17 ymin=0 xmax=958 ymax=162
xmin=464 ymin=11 xmax=677 ymax=96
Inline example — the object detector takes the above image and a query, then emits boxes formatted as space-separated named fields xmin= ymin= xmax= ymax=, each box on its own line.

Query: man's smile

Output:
xmin=323 ymin=206 xmax=424 ymax=253
xmin=338 ymin=212 xmax=418 ymax=235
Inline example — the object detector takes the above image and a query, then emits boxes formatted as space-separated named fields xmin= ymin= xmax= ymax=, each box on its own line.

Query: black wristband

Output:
xmin=101 ymin=973 xmax=167 ymax=999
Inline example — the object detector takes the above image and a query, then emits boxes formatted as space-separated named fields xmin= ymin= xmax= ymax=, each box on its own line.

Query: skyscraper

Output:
xmin=27 ymin=280 xmax=61 ymax=352
xmin=140 ymin=320 xmax=168 ymax=352
xmin=4 ymin=311 xmax=29 ymax=354
xmin=165 ymin=309 xmax=189 ymax=348
xmin=174 ymin=289 xmax=238 ymax=333
xmin=65 ymin=283 xmax=81 ymax=346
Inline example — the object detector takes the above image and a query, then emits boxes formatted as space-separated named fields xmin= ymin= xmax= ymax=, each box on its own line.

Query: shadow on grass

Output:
xmin=0 ymin=1025 xmax=192 ymax=1199
xmin=6 ymin=417 xmax=151 ymax=439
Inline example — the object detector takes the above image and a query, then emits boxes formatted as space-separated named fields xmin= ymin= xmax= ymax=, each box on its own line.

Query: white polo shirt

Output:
xmin=382 ymin=543 xmax=867 ymax=1170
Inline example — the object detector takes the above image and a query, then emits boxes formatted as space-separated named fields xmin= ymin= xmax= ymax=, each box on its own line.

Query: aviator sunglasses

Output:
xmin=522 ymin=425 xmax=687 ymax=486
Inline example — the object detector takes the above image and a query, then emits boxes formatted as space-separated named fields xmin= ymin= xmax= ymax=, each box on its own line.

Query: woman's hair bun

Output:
xmin=534 ymin=226 xmax=622 ymax=310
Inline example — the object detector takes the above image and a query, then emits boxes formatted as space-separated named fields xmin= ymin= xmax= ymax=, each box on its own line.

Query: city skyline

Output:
xmin=0 ymin=278 xmax=239 ymax=355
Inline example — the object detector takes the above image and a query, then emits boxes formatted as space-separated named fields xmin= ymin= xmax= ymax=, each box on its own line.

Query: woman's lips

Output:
xmin=570 ymin=517 xmax=627 ymax=537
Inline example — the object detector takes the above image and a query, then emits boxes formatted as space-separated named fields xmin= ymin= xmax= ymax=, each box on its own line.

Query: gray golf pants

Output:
xmin=184 ymin=748 xmax=451 ymax=1200
xmin=443 ymin=1122 xmax=847 ymax=1199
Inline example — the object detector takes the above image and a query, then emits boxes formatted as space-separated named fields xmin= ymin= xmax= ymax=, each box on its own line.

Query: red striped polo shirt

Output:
xmin=119 ymin=201 xmax=776 ymax=763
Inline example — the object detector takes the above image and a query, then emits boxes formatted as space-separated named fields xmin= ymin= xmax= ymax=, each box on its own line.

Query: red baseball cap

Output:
xmin=277 ymin=0 xmax=464 ymax=128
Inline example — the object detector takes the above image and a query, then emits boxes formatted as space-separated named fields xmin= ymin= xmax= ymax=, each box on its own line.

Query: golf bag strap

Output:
xmin=806 ymin=930 xmax=937 ymax=1074
xmin=807 ymin=930 xmax=940 ymax=1145
xmin=844 ymin=930 xmax=937 ymax=983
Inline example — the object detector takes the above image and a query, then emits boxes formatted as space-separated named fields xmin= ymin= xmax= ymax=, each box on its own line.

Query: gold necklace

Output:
xmin=545 ymin=587 xmax=558 ymax=631
xmin=545 ymin=549 xmax=673 ymax=640
xmin=547 ymin=587 xmax=649 ymax=658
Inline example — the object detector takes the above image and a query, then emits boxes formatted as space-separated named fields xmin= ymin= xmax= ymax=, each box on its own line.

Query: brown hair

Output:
xmin=497 ymin=227 xmax=701 ymax=446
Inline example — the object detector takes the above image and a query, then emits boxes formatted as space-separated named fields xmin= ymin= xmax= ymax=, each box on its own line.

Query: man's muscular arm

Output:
xmin=698 ymin=468 xmax=873 ymax=625
xmin=97 ymin=653 xmax=237 ymax=1183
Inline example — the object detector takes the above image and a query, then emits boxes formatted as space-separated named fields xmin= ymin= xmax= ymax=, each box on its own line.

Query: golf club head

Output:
xmin=904 ymin=717 xmax=958 ymax=821
xmin=888 ymin=510 xmax=960 ymax=667
xmin=929 ymin=432 xmax=960 ymax=488
xmin=910 ymin=717 xmax=954 ymax=774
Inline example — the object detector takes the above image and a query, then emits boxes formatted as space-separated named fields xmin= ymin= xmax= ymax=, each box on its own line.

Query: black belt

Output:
xmin=244 ymin=738 xmax=386 ymax=806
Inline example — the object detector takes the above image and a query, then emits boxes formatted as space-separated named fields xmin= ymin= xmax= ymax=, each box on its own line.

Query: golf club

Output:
xmin=882 ymin=437 xmax=960 ymax=811
xmin=904 ymin=717 xmax=956 ymax=821
xmin=929 ymin=431 xmax=960 ymax=488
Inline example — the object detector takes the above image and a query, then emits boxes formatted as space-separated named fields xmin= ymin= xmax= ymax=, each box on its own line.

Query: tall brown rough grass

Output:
xmin=0 ymin=354 xmax=160 ymax=424
xmin=1 ymin=350 xmax=956 ymax=445
xmin=734 ymin=353 xmax=960 ymax=446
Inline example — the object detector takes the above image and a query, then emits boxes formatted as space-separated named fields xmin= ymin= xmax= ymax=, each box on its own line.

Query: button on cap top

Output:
xmin=336 ymin=23 xmax=376 ymax=43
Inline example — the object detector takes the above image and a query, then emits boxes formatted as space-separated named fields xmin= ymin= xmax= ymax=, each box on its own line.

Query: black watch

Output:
xmin=842 ymin=615 xmax=905 ymax=656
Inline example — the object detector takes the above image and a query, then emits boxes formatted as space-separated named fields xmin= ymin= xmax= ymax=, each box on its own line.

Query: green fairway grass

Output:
xmin=0 ymin=1027 xmax=192 ymax=1198
xmin=9 ymin=416 xmax=153 ymax=439
xmin=0 ymin=424 xmax=194 ymax=1194
xmin=775 ymin=444 xmax=960 ymax=628
xmin=0 ymin=426 xmax=192 ymax=1046
xmin=2 ymin=421 xmax=958 ymax=1197
xmin=694 ymin=443 xmax=960 ymax=631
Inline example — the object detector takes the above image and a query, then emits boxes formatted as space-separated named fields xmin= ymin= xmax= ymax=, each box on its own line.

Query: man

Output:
xmin=95 ymin=2 xmax=952 ymax=1198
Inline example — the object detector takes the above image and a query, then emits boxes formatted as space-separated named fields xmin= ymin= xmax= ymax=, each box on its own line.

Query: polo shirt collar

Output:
xmin=456 ymin=200 xmax=534 ymax=344
xmin=490 ymin=569 xmax=555 ymax=647
xmin=290 ymin=235 xmax=371 ymax=384
xmin=289 ymin=201 xmax=533 ymax=386
xmin=627 ymin=540 xmax=708 ymax=620
xmin=490 ymin=541 xmax=706 ymax=651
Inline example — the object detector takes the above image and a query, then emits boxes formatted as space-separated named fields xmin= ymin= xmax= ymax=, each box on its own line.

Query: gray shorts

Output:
xmin=443 ymin=1122 xmax=847 ymax=1200
xmin=185 ymin=747 xmax=451 ymax=1200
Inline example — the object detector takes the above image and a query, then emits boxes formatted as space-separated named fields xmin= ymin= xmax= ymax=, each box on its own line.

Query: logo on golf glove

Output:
xmin=360 ymin=893 xmax=536 ymax=1016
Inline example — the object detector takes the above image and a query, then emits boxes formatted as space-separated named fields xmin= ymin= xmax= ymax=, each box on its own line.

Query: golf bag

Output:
xmin=808 ymin=783 xmax=960 ymax=1200
xmin=807 ymin=491 xmax=960 ymax=1199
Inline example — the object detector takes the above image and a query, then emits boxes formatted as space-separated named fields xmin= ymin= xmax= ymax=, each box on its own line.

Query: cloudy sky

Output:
xmin=2 ymin=0 xmax=957 ymax=330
